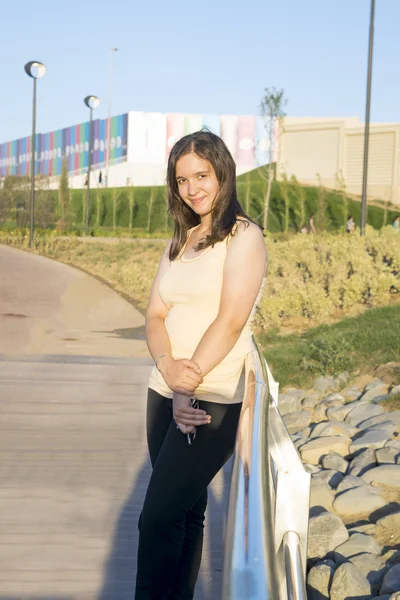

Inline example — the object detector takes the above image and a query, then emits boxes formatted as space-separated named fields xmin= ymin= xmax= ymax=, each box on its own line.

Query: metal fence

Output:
xmin=223 ymin=338 xmax=311 ymax=600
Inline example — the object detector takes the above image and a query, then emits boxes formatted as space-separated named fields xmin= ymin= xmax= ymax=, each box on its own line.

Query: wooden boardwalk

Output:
xmin=0 ymin=246 xmax=231 ymax=600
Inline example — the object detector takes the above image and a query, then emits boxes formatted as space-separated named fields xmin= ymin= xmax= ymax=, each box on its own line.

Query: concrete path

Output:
xmin=0 ymin=245 xmax=231 ymax=600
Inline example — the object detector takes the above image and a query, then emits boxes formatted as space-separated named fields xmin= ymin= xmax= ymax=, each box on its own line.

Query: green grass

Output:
xmin=258 ymin=304 xmax=400 ymax=389
xmin=4 ymin=165 xmax=399 ymax=235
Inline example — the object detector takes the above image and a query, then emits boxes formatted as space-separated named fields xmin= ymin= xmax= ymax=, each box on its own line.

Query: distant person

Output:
xmin=393 ymin=215 xmax=400 ymax=232
xmin=346 ymin=215 xmax=355 ymax=233
xmin=308 ymin=214 xmax=316 ymax=234
xmin=98 ymin=170 xmax=103 ymax=186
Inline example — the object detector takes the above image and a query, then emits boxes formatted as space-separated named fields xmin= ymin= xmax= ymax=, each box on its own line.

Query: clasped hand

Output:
xmin=158 ymin=356 xmax=211 ymax=433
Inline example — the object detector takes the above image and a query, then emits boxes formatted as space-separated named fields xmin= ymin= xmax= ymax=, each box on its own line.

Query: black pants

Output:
xmin=134 ymin=389 xmax=242 ymax=600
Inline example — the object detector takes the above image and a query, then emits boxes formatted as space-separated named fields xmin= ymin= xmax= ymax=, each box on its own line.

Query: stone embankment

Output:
xmin=279 ymin=363 xmax=400 ymax=600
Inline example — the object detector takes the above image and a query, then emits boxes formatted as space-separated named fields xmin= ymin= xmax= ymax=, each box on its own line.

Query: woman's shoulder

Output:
xmin=231 ymin=218 xmax=263 ymax=241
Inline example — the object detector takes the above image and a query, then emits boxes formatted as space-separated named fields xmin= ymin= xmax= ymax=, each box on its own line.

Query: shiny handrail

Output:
xmin=222 ymin=338 xmax=310 ymax=600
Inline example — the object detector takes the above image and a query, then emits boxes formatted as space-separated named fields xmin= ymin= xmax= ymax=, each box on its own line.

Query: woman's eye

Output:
xmin=177 ymin=179 xmax=185 ymax=185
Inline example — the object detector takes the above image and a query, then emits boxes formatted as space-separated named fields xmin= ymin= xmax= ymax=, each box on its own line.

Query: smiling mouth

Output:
xmin=190 ymin=197 xmax=205 ymax=204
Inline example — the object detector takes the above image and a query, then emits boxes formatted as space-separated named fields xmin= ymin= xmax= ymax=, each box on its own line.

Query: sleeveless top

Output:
xmin=148 ymin=225 xmax=265 ymax=404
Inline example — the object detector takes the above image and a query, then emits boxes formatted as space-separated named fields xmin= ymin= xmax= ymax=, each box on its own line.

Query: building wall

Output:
xmin=277 ymin=117 xmax=400 ymax=205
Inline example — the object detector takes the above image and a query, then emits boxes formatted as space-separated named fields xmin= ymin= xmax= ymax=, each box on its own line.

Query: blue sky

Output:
xmin=1 ymin=0 xmax=399 ymax=143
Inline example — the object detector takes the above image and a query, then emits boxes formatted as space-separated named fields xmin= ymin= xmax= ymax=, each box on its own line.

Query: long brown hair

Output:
xmin=167 ymin=129 xmax=256 ymax=260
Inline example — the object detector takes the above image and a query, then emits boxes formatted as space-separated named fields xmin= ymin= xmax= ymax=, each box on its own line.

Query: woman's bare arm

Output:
xmin=191 ymin=222 xmax=267 ymax=376
xmin=146 ymin=243 xmax=203 ymax=395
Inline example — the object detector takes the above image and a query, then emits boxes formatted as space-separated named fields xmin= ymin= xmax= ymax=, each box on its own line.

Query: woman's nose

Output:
xmin=188 ymin=179 xmax=199 ymax=196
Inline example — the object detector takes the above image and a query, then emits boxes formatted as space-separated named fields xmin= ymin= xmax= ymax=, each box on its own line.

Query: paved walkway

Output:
xmin=0 ymin=245 xmax=231 ymax=600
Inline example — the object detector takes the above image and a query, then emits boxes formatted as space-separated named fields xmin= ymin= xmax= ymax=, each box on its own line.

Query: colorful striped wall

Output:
xmin=0 ymin=113 xmax=128 ymax=178
xmin=0 ymin=112 xmax=273 ymax=178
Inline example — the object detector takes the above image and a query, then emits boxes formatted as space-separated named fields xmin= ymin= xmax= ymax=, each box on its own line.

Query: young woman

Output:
xmin=135 ymin=130 xmax=267 ymax=599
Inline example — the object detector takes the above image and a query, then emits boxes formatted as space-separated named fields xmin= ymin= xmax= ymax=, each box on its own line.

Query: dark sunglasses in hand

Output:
xmin=187 ymin=398 xmax=199 ymax=445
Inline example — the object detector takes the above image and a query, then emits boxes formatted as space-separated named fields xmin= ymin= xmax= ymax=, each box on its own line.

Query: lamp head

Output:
xmin=84 ymin=95 xmax=100 ymax=109
xmin=24 ymin=61 xmax=46 ymax=79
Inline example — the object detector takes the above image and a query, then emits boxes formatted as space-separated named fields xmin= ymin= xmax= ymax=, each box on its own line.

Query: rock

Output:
xmin=348 ymin=523 xmax=377 ymax=535
xmin=328 ymin=399 xmax=369 ymax=422
xmin=304 ymin=463 xmax=321 ymax=474
xmin=310 ymin=480 xmax=335 ymax=514
xmin=386 ymin=440 xmax=400 ymax=450
xmin=333 ymin=533 xmax=382 ymax=563
xmin=362 ymin=465 xmax=400 ymax=488
xmin=366 ymin=378 xmax=385 ymax=391
xmin=310 ymin=421 xmax=359 ymax=439
xmin=372 ymin=395 xmax=391 ymax=405
xmin=346 ymin=403 xmax=385 ymax=426
xmin=390 ymin=385 xmax=400 ymax=397
xmin=333 ymin=486 xmax=386 ymax=521
xmin=360 ymin=386 xmax=389 ymax=403
xmin=381 ymin=565 xmax=400 ymax=595
xmin=301 ymin=436 xmax=351 ymax=466
xmin=376 ymin=512 xmax=400 ymax=545
xmin=348 ymin=448 xmax=376 ymax=476
xmin=321 ymin=452 xmax=349 ymax=474
xmin=313 ymin=403 xmax=329 ymax=423
xmin=307 ymin=512 xmax=349 ymax=560
xmin=293 ymin=434 xmax=308 ymax=451
xmin=278 ymin=390 xmax=305 ymax=415
xmin=314 ymin=376 xmax=338 ymax=394
xmin=302 ymin=393 xmax=321 ymax=409
xmin=336 ymin=475 xmax=369 ymax=494
xmin=313 ymin=469 xmax=344 ymax=490
xmin=336 ymin=372 xmax=350 ymax=387
xmin=342 ymin=387 xmax=362 ymax=402
xmin=322 ymin=399 xmax=344 ymax=410
xmin=385 ymin=551 xmax=400 ymax=566
xmin=322 ymin=392 xmax=346 ymax=405
xmin=350 ymin=553 xmax=388 ymax=590
xmin=359 ymin=412 xmax=400 ymax=430
xmin=283 ymin=410 xmax=312 ymax=434
xmin=376 ymin=447 xmax=399 ymax=465
xmin=307 ymin=560 xmax=336 ymax=600
xmin=350 ymin=427 xmax=393 ymax=454
xmin=374 ymin=362 xmax=400 ymax=384
xmin=302 ymin=426 xmax=312 ymax=438
xmin=330 ymin=563 xmax=371 ymax=600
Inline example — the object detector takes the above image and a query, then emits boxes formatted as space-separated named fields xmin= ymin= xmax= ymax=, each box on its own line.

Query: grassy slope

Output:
xmin=258 ymin=304 xmax=400 ymax=389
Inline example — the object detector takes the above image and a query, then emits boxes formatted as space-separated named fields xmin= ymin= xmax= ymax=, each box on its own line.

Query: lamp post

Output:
xmin=24 ymin=61 xmax=46 ymax=248
xmin=106 ymin=47 xmax=118 ymax=187
xmin=84 ymin=95 xmax=100 ymax=236
xmin=360 ymin=0 xmax=375 ymax=236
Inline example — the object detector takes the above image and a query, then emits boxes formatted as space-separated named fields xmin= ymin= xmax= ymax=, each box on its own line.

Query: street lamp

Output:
xmin=84 ymin=95 xmax=100 ymax=236
xmin=24 ymin=61 xmax=46 ymax=248
xmin=360 ymin=0 xmax=375 ymax=236
xmin=106 ymin=47 xmax=118 ymax=187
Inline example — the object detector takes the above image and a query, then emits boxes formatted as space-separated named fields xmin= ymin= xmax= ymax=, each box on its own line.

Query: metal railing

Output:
xmin=223 ymin=338 xmax=311 ymax=600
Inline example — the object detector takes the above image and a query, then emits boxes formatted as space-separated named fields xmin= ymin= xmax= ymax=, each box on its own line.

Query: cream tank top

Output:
xmin=148 ymin=226 xmax=265 ymax=404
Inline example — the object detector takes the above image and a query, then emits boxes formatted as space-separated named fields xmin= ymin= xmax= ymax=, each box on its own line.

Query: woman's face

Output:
xmin=175 ymin=152 xmax=219 ymax=217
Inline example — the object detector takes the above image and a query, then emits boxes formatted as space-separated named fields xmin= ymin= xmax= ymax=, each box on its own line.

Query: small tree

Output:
xmin=316 ymin=174 xmax=328 ymax=232
xmin=58 ymin=158 xmax=70 ymax=228
xmin=128 ymin=185 xmax=135 ymax=233
xmin=147 ymin=187 xmax=155 ymax=232
xmin=290 ymin=175 xmax=306 ymax=231
xmin=335 ymin=171 xmax=348 ymax=233
xmin=280 ymin=172 xmax=291 ymax=233
xmin=95 ymin=189 xmax=102 ymax=228
xmin=112 ymin=188 xmax=120 ymax=232
xmin=259 ymin=87 xmax=287 ymax=231
xmin=245 ymin=171 xmax=251 ymax=215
